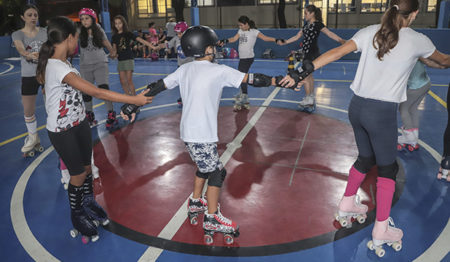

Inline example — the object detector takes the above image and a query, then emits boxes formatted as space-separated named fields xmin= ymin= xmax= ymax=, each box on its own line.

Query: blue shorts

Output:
xmin=185 ymin=142 xmax=223 ymax=173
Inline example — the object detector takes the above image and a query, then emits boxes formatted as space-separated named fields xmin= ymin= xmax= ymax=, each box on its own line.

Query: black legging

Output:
xmin=444 ymin=83 xmax=450 ymax=156
xmin=238 ymin=58 xmax=254 ymax=94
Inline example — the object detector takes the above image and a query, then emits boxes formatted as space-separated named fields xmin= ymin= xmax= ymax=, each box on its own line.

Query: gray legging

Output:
xmin=399 ymin=82 xmax=431 ymax=130
xmin=349 ymin=95 xmax=398 ymax=166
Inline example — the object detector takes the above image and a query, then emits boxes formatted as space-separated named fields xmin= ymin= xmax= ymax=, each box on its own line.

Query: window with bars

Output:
xmin=327 ymin=0 xmax=356 ymax=13
xmin=258 ymin=0 xmax=298 ymax=4
xmin=360 ymin=0 xmax=388 ymax=13
xmin=427 ymin=0 xmax=437 ymax=11
xmin=185 ymin=0 xmax=215 ymax=7
xmin=137 ymin=0 xmax=172 ymax=18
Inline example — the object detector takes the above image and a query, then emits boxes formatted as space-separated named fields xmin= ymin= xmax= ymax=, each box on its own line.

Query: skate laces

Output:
xmin=387 ymin=217 xmax=396 ymax=228
xmin=215 ymin=211 xmax=232 ymax=226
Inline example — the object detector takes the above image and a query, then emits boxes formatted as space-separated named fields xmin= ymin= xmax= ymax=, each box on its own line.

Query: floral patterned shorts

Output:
xmin=185 ymin=142 xmax=223 ymax=173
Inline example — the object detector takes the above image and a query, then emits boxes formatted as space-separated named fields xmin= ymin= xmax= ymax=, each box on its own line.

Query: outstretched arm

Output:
xmin=426 ymin=50 xmax=450 ymax=68
xmin=283 ymin=30 xmax=303 ymax=45
xmin=321 ymin=27 xmax=346 ymax=45
xmin=137 ymin=36 xmax=159 ymax=50
xmin=280 ymin=40 xmax=357 ymax=88
xmin=257 ymin=32 xmax=285 ymax=45
xmin=218 ymin=33 xmax=240 ymax=46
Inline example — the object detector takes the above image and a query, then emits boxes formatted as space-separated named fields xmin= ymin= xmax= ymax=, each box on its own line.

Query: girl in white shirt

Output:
xmin=36 ymin=16 xmax=152 ymax=243
xmin=281 ymin=0 xmax=449 ymax=256
xmin=219 ymin=16 xmax=283 ymax=111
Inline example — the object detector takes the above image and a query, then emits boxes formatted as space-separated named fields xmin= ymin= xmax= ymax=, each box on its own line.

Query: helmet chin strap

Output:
xmin=204 ymin=52 xmax=216 ymax=62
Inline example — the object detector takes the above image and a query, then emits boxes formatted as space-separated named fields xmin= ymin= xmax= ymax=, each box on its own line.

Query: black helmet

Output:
xmin=181 ymin=25 xmax=218 ymax=57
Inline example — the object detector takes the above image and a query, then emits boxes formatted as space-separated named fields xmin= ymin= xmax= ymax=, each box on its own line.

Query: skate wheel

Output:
xmin=437 ymin=173 xmax=442 ymax=179
xmin=367 ymin=240 xmax=374 ymax=250
xmin=81 ymin=236 xmax=90 ymax=244
xmin=407 ymin=145 xmax=415 ymax=152
xmin=91 ymin=235 xmax=99 ymax=242
xmin=446 ymin=176 xmax=450 ymax=182
xmin=63 ymin=183 xmax=68 ymax=190
xmin=392 ymin=242 xmax=402 ymax=251
xmin=397 ymin=144 xmax=403 ymax=151
xmin=224 ymin=234 xmax=234 ymax=245
xmin=338 ymin=217 xmax=348 ymax=228
xmin=92 ymin=220 xmax=100 ymax=227
xmin=102 ymin=219 xmax=110 ymax=226
xmin=204 ymin=234 xmax=214 ymax=245
xmin=70 ymin=229 xmax=78 ymax=238
xmin=189 ymin=216 xmax=198 ymax=226
xmin=357 ymin=215 xmax=366 ymax=224
xmin=375 ymin=247 xmax=385 ymax=257
xmin=28 ymin=151 xmax=35 ymax=157
xmin=37 ymin=145 xmax=44 ymax=152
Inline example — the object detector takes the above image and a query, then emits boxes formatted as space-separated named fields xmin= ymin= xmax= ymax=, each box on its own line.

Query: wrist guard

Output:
xmin=121 ymin=103 xmax=139 ymax=119
xmin=219 ymin=39 xmax=229 ymax=45
xmin=289 ymin=60 xmax=315 ymax=84
xmin=248 ymin=73 xmax=272 ymax=87
xmin=146 ymin=79 xmax=166 ymax=97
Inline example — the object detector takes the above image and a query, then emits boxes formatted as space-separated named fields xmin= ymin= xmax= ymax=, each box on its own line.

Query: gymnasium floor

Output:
xmin=0 ymin=57 xmax=449 ymax=262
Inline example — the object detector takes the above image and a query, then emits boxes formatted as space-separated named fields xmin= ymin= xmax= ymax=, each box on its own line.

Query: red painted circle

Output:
xmin=93 ymin=107 xmax=376 ymax=247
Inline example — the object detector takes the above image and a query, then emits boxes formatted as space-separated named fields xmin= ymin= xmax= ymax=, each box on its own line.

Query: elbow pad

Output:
xmin=248 ymin=73 xmax=272 ymax=87
xmin=289 ymin=60 xmax=315 ymax=83
xmin=146 ymin=79 xmax=166 ymax=97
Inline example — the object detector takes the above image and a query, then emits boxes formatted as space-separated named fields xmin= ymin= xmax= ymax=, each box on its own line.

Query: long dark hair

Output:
xmin=36 ymin=17 xmax=77 ymax=84
xmin=305 ymin=5 xmax=323 ymax=23
xmin=238 ymin=15 xmax=257 ymax=29
xmin=373 ymin=0 xmax=419 ymax=60
xmin=79 ymin=16 xmax=104 ymax=48
xmin=112 ymin=15 xmax=129 ymax=35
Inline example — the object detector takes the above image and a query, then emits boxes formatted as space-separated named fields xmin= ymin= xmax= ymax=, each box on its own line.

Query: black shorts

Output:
xmin=21 ymin=76 xmax=42 ymax=96
xmin=47 ymin=119 xmax=92 ymax=176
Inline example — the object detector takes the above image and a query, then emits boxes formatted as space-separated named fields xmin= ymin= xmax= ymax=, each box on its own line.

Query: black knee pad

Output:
xmin=98 ymin=84 xmax=110 ymax=90
xmin=207 ymin=168 xmax=227 ymax=188
xmin=353 ymin=155 xmax=376 ymax=174
xmin=196 ymin=170 xmax=209 ymax=179
xmin=82 ymin=94 xmax=92 ymax=102
xmin=377 ymin=162 xmax=399 ymax=181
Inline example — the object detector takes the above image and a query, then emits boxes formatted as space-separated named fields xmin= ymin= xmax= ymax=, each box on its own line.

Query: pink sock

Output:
xmin=344 ymin=166 xmax=366 ymax=196
xmin=59 ymin=158 xmax=67 ymax=170
xmin=376 ymin=177 xmax=396 ymax=221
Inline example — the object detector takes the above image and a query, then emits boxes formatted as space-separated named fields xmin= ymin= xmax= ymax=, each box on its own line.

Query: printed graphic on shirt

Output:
xmin=25 ymin=39 xmax=44 ymax=64
xmin=177 ymin=45 xmax=186 ymax=59
xmin=239 ymin=34 xmax=248 ymax=45
xmin=57 ymin=85 xmax=84 ymax=132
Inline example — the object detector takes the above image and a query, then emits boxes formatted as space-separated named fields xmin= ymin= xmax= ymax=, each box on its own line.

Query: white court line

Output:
xmin=289 ymin=122 xmax=310 ymax=186
xmin=10 ymin=98 xmax=449 ymax=262
xmin=0 ymin=62 xmax=14 ymax=75
xmin=138 ymin=87 xmax=282 ymax=261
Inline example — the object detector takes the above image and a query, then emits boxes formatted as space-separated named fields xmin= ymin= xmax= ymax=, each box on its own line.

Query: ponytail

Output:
xmin=36 ymin=16 xmax=77 ymax=84
xmin=305 ymin=5 xmax=323 ymax=23
xmin=373 ymin=0 xmax=419 ymax=60
xmin=249 ymin=20 xmax=257 ymax=29
xmin=36 ymin=41 xmax=55 ymax=84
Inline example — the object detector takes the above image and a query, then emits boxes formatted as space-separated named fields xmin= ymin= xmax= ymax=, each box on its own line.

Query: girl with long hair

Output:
xmin=37 ymin=16 xmax=152 ymax=243
xmin=280 ymin=0 xmax=449 ymax=256
xmin=12 ymin=4 xmax=47 ymax=157
xmin=281 ymin=5 xmax=345 ymax=113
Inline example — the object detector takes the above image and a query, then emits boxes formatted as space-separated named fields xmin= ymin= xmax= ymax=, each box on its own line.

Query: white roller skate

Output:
xmin=187 ymin=196 xmax=208 ymax=225
xmin=21 ymin=133 xmax=44 ymax=157
xmin=397 ymin=128 xmax=419 ymax=152
xmin=203 ymin=207 xmax=239 ymax=245
xmin=437 ymin=156 xmax=450 ymax=182
xmin=335 ymin=194 xmax=368 ymax=228
xmin=298 ymin=94 xmax=316 ymax=113
xmin=367 ymin=217 xmax=403 ymax=258
xmin=233 ymin=92 xmax=250 ymax=111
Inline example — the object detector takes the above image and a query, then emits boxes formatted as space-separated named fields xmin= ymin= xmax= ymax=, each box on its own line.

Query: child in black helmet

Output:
xmin=120 ymin=25 xmax=280 ymax=245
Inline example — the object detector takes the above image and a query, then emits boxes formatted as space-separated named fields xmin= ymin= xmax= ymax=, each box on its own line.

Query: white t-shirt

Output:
xmin=350 ymin=24 xmax=435 ymax=103
xmin=238 ymin=29 xmax=260 ymax=59
xmin=45 ymin=59 xmax=85 ymax=132
xmin=164 ymin=60 xmax=245 ymax=142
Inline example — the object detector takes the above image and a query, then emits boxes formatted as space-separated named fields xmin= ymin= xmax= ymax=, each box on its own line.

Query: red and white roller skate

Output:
xmin=367 ymin=217 xmax=403 ymax=258
xmin=86 ymin=111 xmax=97 ymax=127
xmin=187 ymin=196 xmax=208 ymax=225
xmin=397 ymin=128 xmax=419 ymax=152
xmin=203 ymin=207 xmax=239 ymax=245
xmin=335 ymin=194 xmax=368 ymax=228
xmin=106 ymin=111 xmax=118 ymax=130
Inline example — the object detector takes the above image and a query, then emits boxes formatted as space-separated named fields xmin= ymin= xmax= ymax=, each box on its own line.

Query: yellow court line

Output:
xmin=0 ymin=81 xmax=447 ymax=147
xmin=428 ymin=90 xmax=447 ymax=108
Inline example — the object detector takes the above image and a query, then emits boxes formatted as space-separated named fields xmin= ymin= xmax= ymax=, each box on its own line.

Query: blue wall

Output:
xmin=1 ymin=28 xmax=449 ymax=60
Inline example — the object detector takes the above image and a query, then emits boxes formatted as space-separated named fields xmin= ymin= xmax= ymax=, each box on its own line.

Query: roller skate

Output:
xmin=437 ymin=156 xmax=450 ymax=182
xmin=367 ymin=217 xmax=403 ymax=258
xmin=21 ymin=133 xmax=44 ymax=157
xmin=397 ymin=128 xmax=419 ymax=152
xmin=298 ymin=95 xmax=316 ymax=113
xmin=105 ymin=111 xmax=118 ymax=130
xmin=59 ymin=158 xmax=70 ymax=190
xmin=86 ymin=111 xmax=97 ymax=127
xmin=335 ymin=194 xmax=368 ymax=228
xmin=177 ymin=98 xmax=183 ymax=108
xmin=233 ymin=92 xmax=250 ymax=111
xmin=203 ymin=207 xmax=239 ymax=245
xmin=187 ymin=196 xmax=208 ymax=225
xmin=68 ymin=184 xmax=99 ymax=243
